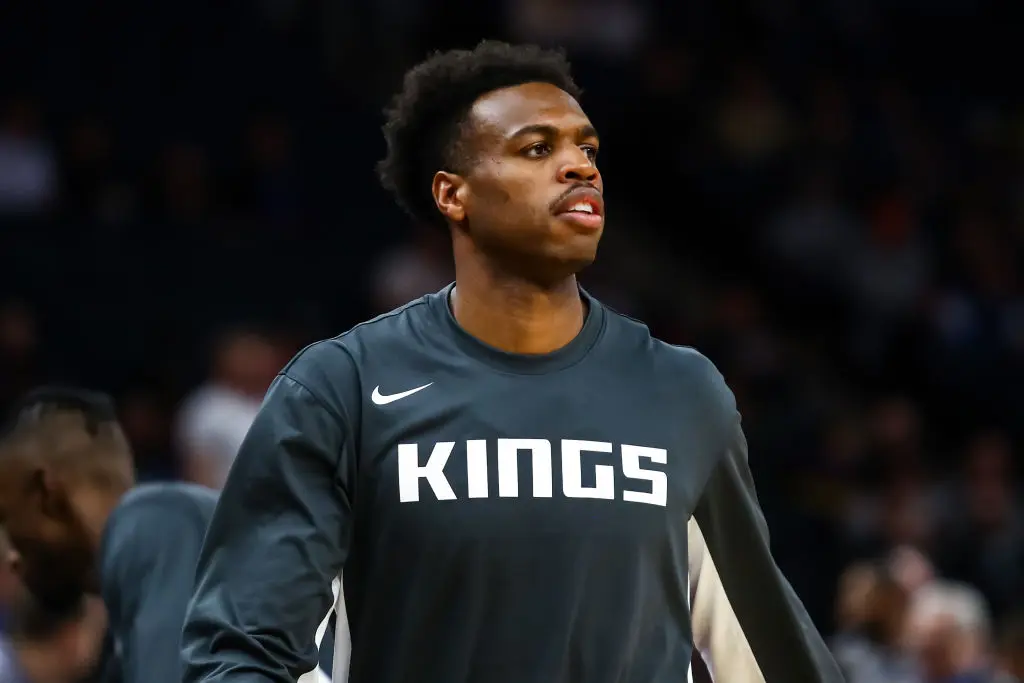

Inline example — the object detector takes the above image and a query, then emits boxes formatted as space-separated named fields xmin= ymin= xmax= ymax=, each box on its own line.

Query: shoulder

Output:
xmin=280 ymin=293 xmax=438 ymax=408
xmin=116 ymin=481 xmax=218 ymax=513
xmin=601 ymin=306 xmax=734 ymax=407
xmin=330 ymin=291 xmax=438 ymax=357
xmin=659 ymin=342 xmax=737 ymax=440
xmin=101 ymin=484 xmax=216 ymax=583
xmin=105 ymin=483 xmax=217 ymax=545
xmin=600 ymin=304 xmax=737 ymax=431
xmin=656 ymin=344 xmax=734 ymax=410
xmin=598 ymin=304 xmax=658 ymax=353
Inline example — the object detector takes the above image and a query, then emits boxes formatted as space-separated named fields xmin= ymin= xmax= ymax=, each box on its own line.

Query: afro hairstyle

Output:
xmin=377 ymin=40 xmax=582 ymax=230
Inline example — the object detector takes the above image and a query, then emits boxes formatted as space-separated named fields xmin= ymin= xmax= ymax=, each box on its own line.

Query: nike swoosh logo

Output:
xmin=371 ymin=382 xmax=433 ymax=405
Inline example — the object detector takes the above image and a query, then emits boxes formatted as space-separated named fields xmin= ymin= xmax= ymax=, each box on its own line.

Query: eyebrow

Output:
xmin=509 ymin=123 xmax=599 ymax=142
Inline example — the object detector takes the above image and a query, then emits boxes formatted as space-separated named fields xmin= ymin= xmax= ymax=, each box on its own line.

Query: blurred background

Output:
xmin=3 ymin=0 xmax=1024 ymax=681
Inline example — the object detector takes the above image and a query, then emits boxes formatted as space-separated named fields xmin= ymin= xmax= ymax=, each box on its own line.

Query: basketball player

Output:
xmin=182 ymin=41 xmax=843 ymax=683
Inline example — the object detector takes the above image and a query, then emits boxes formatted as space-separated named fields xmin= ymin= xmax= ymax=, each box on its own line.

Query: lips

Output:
xmin=552 ymin=186 xmax=604 ymax=218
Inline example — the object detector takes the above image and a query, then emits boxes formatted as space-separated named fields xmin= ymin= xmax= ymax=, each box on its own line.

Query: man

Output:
xmin=907 ymin=581 xmax=999 ymax=683
xmin=0 ymin=387 xmax=220 ymax=683
xmin=831 ymin=562 xmax=920 ymax=683
xmin=175 ymin=327 xmax=281 ymax=489
xmin=182 ymin=41 xmax=843 ymax=683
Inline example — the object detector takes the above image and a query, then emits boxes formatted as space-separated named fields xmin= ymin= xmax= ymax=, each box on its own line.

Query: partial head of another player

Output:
xmin=377 ymin=40 xmax=604 ymax=285
xmin=0 ymin=386 xmax=135 ymax=612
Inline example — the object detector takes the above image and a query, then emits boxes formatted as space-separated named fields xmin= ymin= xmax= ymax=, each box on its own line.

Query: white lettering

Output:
xmin=465 ymin=439 xmax=488 ymax=499
xmin=497 ymin=438 xmax=553 ymax=498
xmin=396 ymin=439 xmax=668 ymax=506
xmin=398 ymin=442 xmax=456 ymax=502
xmin=561 ymin=439 xmax=615 ymax=500
xmin=621 ymin=444 xmax=668 ymax=507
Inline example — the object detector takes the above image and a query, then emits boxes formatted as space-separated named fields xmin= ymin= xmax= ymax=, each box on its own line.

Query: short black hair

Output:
xmin=0 ymin=385 xmax=131 ymax=485
xmin=377 ymin=40 xmax=582 ymax=229
xmin=4 ymin=385 xmax=117 ymax=438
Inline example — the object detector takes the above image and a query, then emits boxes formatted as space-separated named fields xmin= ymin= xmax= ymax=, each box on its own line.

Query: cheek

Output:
xmin=470 ymin=161 xmax=547 ymax=212
xmin=471 ymin=177 xmax=513 ymax=208
xmin=476 ymin=180 xmax=551 ymax=229
xmin=5 ymin=508 xmax=72 ymax=557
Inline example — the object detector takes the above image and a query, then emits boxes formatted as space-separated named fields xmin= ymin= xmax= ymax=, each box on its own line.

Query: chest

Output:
xmin=351 ymin=368 xmax=719 ymax=544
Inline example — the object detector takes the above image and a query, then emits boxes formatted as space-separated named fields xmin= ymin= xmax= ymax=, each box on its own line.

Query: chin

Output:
xmin=567 ymin=251 xmax=598 ymax=272
xmin=537 ymin=230 xmax=594 ymax=253
xmin=558 ymin=239 xmax=600 ymax=270
xmin=539 ymin=254 xmax=596 ymax=283
xmin=18 ymin=547 xmax=96 ymax=613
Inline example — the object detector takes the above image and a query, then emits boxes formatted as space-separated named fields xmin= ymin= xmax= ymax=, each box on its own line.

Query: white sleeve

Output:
xmin=688 ymin=516 xmax=766 ymax=683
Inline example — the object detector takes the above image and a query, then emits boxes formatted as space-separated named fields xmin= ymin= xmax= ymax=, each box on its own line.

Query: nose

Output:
xmin=557 ymin=152 xmax=600 ymax=186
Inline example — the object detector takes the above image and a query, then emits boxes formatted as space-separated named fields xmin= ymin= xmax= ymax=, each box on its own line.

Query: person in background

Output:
xmin=994 ymin=616 xmax=1024 ymax=682
xmin=0 ymin=386 xmax=220 ymax=683
xmin=834 ymin=562 xmax=880 ymax=635
xmin=175 ymin=327 xmax=280 ymax=488
xmin=832 ymin=561 xmax=920 ymax=683
xmin=906 ymin=581 xmax=998 ymax=683
xmin=889 ymin=545 xmax=936 ymax=596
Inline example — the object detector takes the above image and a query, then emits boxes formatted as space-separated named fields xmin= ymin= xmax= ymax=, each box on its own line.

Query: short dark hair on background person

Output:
xmin=0 ymin=385 xmax=130 ymax=487
xmin=377 ymin=40 xmax=581 ymax=229
xmin=4 ymin=385 xmax=117 ymax=437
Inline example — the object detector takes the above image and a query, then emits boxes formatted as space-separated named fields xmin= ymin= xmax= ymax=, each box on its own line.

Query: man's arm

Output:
xmin=100 ymin=497 xmax=208 ymax=683
xmin=182 ymin=369 xmax=353 ymax=683
xmin=691 ymin=376 xmax=844 ymax=683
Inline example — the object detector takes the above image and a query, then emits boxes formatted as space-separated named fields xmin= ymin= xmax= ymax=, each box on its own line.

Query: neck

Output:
xmin=451 ymin=257 xmax=585 ymax=355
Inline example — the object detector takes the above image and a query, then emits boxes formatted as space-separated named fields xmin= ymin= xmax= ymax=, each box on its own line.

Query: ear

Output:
xmin=432 ymin=170 xmax=467 ymax=224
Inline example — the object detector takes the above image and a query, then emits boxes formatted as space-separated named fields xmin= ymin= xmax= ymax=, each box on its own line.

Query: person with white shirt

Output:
xmin=175 ymin=328 xmax=280 ymax=488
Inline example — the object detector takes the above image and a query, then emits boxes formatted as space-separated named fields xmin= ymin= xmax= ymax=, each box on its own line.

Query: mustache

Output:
xmin=549 ymin=182 xmax=599 ymax=213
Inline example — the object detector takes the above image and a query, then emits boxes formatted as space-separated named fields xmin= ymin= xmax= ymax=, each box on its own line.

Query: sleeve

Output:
xmin=181 ymin=370 xmax=354 ymax=683
xmin=691 ymin=381 xmax=844 ymax=683
xmin=688 ymin=517 xmax=764 ymax=682
xmin=100 ymin=500 xmax=208 ymax=683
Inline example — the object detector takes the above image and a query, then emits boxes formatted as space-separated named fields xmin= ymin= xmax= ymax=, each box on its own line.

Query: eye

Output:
xmin=523 ymin=142 xmax=551 ymax=158
xmin=581 ymin=145 xmax=599 ymax=162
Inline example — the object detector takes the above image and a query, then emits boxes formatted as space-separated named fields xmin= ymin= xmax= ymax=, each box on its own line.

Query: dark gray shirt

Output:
xmin=99 ymin=483 xmax=217 ymax=683
xmin=182 ymin=285 xmax=842 ymax=683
